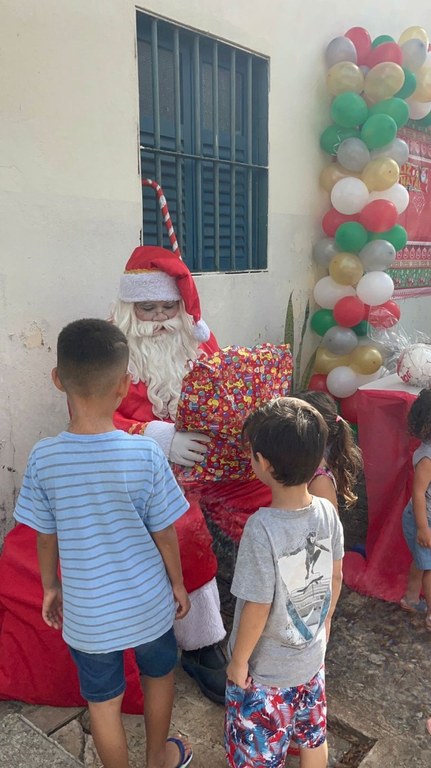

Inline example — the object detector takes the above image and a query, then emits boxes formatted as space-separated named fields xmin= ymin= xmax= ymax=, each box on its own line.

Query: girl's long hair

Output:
xmin=293 ymin=390 xmax=363 ymax=507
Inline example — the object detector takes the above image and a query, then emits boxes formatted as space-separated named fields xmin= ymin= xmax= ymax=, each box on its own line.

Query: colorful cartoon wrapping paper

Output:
xmin=174 ymin=343 xmax=293 ymax=482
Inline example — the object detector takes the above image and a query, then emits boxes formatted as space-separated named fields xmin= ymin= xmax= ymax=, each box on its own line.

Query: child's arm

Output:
xmin=37 ymin=532 xmax=63 ymax=630
xmin=227 ymin=600 xmax=271 ymax=688
xmin=325 ymin=558 xmax=343 ymax=642
xmin=151 ymin=524 xmax=190 ymax=619
xmin=308 ymin=473 xmax=338 ymax=511
xmin=412 ymin=458 xmax=431 ymax=548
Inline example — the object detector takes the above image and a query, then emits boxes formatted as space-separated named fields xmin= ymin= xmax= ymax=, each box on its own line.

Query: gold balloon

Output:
xmin=319 ymin=163 xmax=360 ymax=192
xmin=329 ymin=253 xmax=364 ymax=286
xmin=364 ymin=63 xmax=405 ymax=101
xmin=398 ymin=26 xmax=429 ymax=47
xmin=350 ymin=345 xmax=383 ymax=375
xmin=413 ymin=64 xmax=431 ymax=102
xmin=362 ymin=157 xmax=400 ymax=191
xmin=327 ymin=62 xmax=364 ymax=95
xmin=315 ymin=347 xmax=352 ymax=374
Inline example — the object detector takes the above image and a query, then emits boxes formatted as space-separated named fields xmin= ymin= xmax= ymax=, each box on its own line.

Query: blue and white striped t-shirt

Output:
xmin=14 ymin=430 xmax=189 ymax=653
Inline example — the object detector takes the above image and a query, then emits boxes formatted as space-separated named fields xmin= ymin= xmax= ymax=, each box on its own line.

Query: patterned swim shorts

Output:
xmin=225 ymin=666 xmax=326 ymax=768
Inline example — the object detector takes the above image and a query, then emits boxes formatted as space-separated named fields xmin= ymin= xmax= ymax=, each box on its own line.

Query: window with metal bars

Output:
xmin=136 ymin=11 xmax=269 ymax=272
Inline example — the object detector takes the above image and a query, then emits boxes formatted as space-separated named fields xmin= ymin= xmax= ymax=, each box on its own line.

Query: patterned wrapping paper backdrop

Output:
xmin=391 ymin=125 xmax=431 ymax=297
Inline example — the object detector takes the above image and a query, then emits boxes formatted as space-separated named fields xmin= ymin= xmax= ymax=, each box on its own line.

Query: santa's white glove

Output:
xmin=169 ymin=431 xmax=211 ymax=467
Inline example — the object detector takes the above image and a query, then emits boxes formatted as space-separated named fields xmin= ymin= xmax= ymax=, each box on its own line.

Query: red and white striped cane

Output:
xmin=142 ymin=178 xmax=182 ymax=260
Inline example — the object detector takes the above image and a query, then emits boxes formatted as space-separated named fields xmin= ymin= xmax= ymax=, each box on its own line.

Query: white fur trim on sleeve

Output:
xmin=144 ymin=421 xmax=176 ymax=458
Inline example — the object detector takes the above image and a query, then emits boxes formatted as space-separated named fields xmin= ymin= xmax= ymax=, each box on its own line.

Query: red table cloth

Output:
xmin=343 ymin=374 xmax=420 ymax=602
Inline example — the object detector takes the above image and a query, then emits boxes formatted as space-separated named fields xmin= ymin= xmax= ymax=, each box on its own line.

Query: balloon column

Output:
xmin=311 ymin=25 xmax=431 ymax=422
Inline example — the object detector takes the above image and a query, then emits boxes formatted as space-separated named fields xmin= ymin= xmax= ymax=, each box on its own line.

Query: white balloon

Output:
xmin=356 ymin=272 xmax=394 ymax=305
xmin=368 ymin=183 xmax=410 ymax=214
xmin=407 ymin=98 xmax=431 ymax=119
xmin=330 ymin=177 xmax=370 ymax=215
xmin=401 ymin=39 xmax=427 ymax=71
xmin=313 ymin=276 xmax=356 ymax=309
xmin=326 ymin=365 xmax=359 ymax=398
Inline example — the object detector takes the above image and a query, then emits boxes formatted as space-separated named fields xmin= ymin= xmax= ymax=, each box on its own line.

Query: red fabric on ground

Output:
xmin=0 ymin=525 xmax=144 ymax=712
xmin=343 ymin=387 xmax=419 ymax=602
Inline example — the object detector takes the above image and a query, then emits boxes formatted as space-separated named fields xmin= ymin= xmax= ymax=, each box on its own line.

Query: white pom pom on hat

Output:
xmin=119 ymin=245 xmax=210 ymax=342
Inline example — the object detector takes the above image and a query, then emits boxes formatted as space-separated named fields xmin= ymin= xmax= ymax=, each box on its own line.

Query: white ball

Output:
xmin=397 ymin=343 xmax=431 ymax=387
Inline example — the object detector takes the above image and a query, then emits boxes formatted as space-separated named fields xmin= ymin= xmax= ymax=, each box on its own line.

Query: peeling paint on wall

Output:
xmin=20 ymin=322 xmax=44 ymax=349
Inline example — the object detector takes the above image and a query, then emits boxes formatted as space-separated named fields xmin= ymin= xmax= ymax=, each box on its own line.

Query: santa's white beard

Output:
xmin=111 ymin=302 xmax=201 ymax=420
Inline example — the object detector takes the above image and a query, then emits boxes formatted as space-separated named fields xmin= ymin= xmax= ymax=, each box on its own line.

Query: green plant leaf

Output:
xmin=284 ymin=291 xmax=295 ymax=349
xmin=300 ymin=348 xmax=317 ymax=390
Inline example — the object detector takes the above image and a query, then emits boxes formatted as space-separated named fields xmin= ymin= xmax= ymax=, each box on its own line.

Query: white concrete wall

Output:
xmin=1 ymin=0 xmax=431 ymax=535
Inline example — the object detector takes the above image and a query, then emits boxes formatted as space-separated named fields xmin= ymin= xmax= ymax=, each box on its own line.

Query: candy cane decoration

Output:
xmin=142 ymin=178 xmax=182 ymax=259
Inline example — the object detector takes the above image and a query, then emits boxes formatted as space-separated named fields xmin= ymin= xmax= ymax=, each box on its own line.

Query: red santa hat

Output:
xmin=119 ymin=245 xmax=210 ymax=342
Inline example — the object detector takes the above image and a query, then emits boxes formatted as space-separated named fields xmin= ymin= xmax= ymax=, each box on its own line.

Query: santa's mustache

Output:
xmin=135 ymin=315 xmax=183 ymax=337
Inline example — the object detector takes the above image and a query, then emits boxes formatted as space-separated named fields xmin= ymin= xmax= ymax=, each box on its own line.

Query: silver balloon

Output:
xmin=322 ymin=326 xmax=359 ymax=355
xmin=370 ymin=138 xmax=410 ymax=166
xmin=359 ymin=240 xmax=396 ymax=271
xmin=325 ymin=36 xmax=358 ymax=67
xmin=401 ymin=39 xmax=427 ymax=71
xmin=312 ymin=237 xmax=339 ymax=268
xmin=337 ymin=138 xmax=370 ymax=172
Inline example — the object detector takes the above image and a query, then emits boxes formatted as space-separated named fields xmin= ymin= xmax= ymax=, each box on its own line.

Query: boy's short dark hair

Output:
xmin=242 ymin=397 xmax=328 ymax=486
xmin=57 ymin=319 xmax=129 ymax=396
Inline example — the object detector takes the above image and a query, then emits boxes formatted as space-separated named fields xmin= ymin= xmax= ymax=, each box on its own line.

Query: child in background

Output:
xmin=294 ymin=391 xmax=363 ymax=512
xmin=401 ymin=388 xmax=431 ymax=625
xmin=14 ymin=319 xmax=193 ymax=768
xmin=225 ymin=397 xmax=344 ymax=768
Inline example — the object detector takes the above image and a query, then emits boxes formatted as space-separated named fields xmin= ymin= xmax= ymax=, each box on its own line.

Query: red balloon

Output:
xmin=308 ymin=374 xmax=330 ymax=393
xmin=358 ymin=200 xmax=398 ymax=232
xmin=333 ymin=296 xmax=366 ymax=327
xmin=339 ymin=391 xmax=359 ymax=424
xmin=322 ymin=208 xmax=359 ymax=237
xmin=345 ymin=26 xmax=372 ymax=65
xmin=367 ymin=299 xmax=401 ymax=329
xmin=364 ymin=42 xmax=403 ymax=68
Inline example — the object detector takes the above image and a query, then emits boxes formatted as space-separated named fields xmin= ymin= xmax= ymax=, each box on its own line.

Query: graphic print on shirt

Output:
xmin=278 ymin=531 xmax=332 ymax=647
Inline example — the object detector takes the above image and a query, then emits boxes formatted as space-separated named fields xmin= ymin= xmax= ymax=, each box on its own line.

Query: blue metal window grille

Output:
xmin=136 ymin=11 xmax=269 ymax=272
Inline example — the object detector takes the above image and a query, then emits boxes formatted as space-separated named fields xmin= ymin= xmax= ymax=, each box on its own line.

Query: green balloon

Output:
xmin=335 ymin=222 xmax=369 ymax=253
xmin=369 ymin=225 xmax=408 ymax=252
xmin=331 ymin=92 xmax=369 ymax=128
xmin=352 ymin=320 xmax=370 ymax=337
xmin=372 ymin=35 xmax=395 ymax=47
xmin=361 ymin=114 xmax=398 ymax=149
xmin=320 ymin=125 xmax=360 ymax=155
xmin=310 ymin=309 xmax=336 ymax=336
xmin=395 ymin=68 xmax=417 ymax=100
xmin=369 ymin=98 xmax=409 ymax=129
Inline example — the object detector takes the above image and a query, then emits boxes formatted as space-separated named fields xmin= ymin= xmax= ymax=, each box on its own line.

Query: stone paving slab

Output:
xmin=0 ymin=713 xmax=83 ymax=767
xmin=21 ymin=704 xmax=85 ymax=735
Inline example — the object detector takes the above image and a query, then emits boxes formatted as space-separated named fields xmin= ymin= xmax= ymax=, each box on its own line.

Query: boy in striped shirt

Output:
xmin=14 ymin=318 xmax=193 ymax=768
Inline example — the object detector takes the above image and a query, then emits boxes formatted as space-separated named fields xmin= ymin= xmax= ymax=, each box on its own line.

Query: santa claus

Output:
xmin=110 ymin=245 xmax=228 ymax=702
xmin=0 ymin=244 xmax=273 ymax=710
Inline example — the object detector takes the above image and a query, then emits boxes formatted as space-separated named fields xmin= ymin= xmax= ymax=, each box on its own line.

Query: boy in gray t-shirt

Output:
xmin=225 ymin=397 xmax=344 ymax=768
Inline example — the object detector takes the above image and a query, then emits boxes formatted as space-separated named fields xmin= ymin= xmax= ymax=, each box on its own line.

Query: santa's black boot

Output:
xmin=181 ymin=643 xmax=227 ymax=704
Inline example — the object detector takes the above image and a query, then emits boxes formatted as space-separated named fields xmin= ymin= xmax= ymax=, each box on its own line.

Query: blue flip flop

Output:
xmin=167 ymin=737 xmax=193 ymax=768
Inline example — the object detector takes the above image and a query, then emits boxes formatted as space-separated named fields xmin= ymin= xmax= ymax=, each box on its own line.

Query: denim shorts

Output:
xmin=69 ymin=627 xmax=178 ymax=703
xmin=225 ymin=666 xmax=326 ymax=768
xmin=402 ymin=502 xmax=431 ymax=570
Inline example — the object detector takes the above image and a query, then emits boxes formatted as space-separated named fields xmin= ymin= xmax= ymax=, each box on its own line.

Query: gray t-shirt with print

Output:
xmin=228 ymin=496 xmax=344 ymax=688
xmin=413 ymin=441 xmax=431 ymax=524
